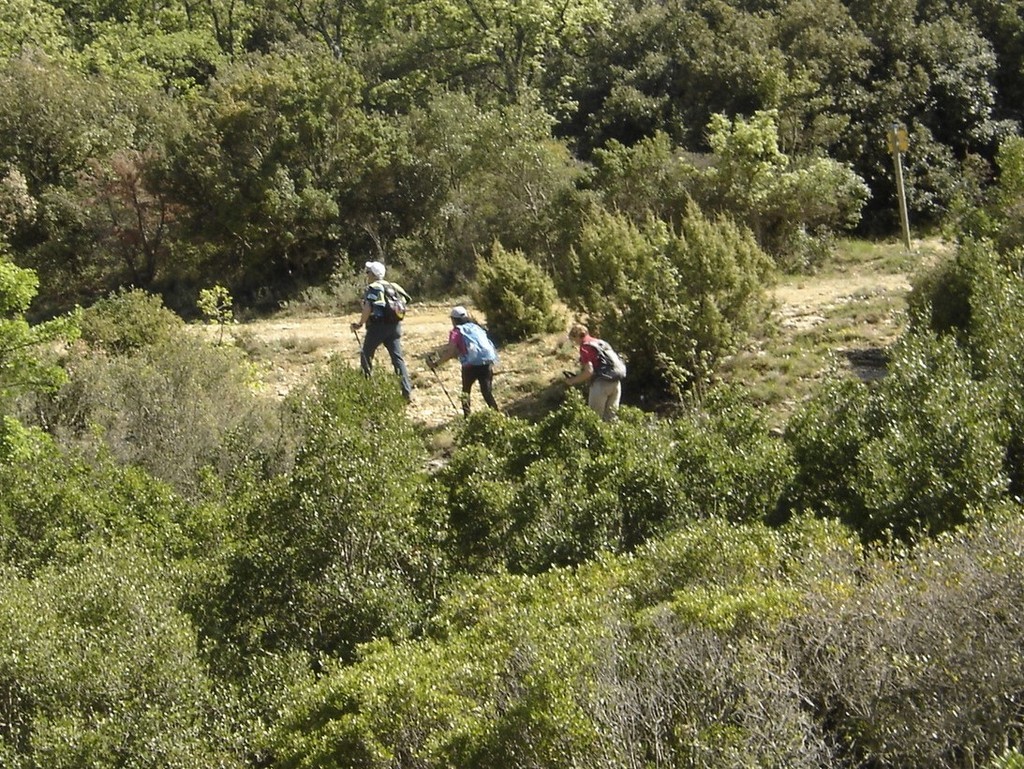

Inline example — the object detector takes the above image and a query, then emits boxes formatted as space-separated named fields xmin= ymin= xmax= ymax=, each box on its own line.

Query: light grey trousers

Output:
xmin=588 ymin=378 xmax=621 ymax=422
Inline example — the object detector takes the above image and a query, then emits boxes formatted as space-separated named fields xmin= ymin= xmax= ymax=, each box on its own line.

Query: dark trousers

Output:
xmin=461 ymin=363 xmax=498 ymax=416
xmin=361 ymin=321 xmax=412 ymax=399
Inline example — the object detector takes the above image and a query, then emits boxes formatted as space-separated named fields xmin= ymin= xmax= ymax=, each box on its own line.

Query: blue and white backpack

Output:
xmin=457 ymin=322 xmax=498 ymax=366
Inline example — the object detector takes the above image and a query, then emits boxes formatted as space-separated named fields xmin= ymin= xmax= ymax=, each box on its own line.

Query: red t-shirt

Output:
xmin=579 ymin=334 xmax=600 ymax=369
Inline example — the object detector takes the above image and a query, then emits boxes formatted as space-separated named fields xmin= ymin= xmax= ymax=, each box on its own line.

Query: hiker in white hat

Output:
xmin=350 ymin=261 xmax=413 ymax=401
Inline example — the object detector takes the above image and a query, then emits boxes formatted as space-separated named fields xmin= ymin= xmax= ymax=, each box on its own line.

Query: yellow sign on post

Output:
xmin=889 ymin=123 xmax=912 ymax=250
xmin=896 ymin=126 xmax=909 ymax=152
xmin=886 ymin=126 xmax=910 ymax=153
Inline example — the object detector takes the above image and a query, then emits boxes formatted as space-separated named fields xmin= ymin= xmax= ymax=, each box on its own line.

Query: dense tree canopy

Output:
xmin=0 ymin=0 xmax=1018 ymax=311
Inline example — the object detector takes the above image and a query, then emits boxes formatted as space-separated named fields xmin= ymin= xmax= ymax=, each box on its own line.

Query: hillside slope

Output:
xmin=214 ymin=238 xmax=939 ymax=430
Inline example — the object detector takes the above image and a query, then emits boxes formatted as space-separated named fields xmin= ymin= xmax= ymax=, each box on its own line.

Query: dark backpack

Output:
xmin=379 ymin=282 xmax=408 ymax=323
xmin=585 ymin=338 xmax=627 ymax=381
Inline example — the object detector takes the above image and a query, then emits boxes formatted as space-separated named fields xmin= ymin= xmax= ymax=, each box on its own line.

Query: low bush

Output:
xmin=908 ymin=238 xmax=1024 ymax=496
xmin=788 ymin=515 xmax=1024 ymax=768
xmin=435 ymin=387 xmax=793 ymax=574
xmin=781 ymin=331 xmax=1007 ymax=542
xmin=215 ymin=361 xmax=442 ymax=662
xmin=35 ymin=327 xmax=283 ymax=501
xmin=78 ymin=287 xmax=183 ymax=354
xmin=472 ymin=241 xmax=565 ymax=344
xmin=269 ymin=517 xmax=860 ymax=769
xmin=0 ymin=423 xmax=207 ymax=575
xmin=0 ymin=542 xmax=244 ymax=768
xmin=1 ymin=256 xmax=78 ymax=411
xmin=669 ymin=386 xmax=794 ymax=524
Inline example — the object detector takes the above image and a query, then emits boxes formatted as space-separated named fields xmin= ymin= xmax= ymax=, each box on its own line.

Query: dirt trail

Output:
xmin=231 ymin=305 xmax=543 ymax=428
xmin=224 ymin=270 xmax=912 ymax=429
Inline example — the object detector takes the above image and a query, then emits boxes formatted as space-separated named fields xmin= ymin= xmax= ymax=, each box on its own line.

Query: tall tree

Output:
xmin=395 ymin=0 xmax=612 ymax=108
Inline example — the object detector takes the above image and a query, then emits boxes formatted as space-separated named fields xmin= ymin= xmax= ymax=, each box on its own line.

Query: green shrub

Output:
xmin=78 ymin=287 xmax=183 ymax=354
xmin=269 ymin=518 xmax=856 ymax=769
xmin=436 ymin=389 xmax=790 ymax=574
xmin=472 ymin=241 xmax=565 ymax=344
xmin=0 ymin=423 xmax=208 ymax=574
xmin=35 ymin=324 xmax=282 ymax=501
xmin=271 ymin=514 xmax=1024 ymax=769
xmin=668 ymin=386 xmax=795 ymax=524
xmin=587 ymin=116 xmax=868 ymax=271
xmin=455 ymin=407 xmax=541 ymax=475
xmin=270 ymin=566 xmax=629 ymax=769
xmin=987 ymin=135 xmax=1024 ymax=254
xmin=434 ymin=396 xmax=624 ymax=574
xmin=434 ymin=443 xmax=519 ymax=573
xmin=217 ymin=361 xmax=440 ymax=662
xmin=988 ymin=750 xmax=1024 ymax=769
xmin=782 ymin=331 xmax=1007 ymax=542
xmin=0 ymin=542 xmax=244 ymax=767
xmin=565 ymin=204 xmax=773 ymax=395
xmin=0 ymin=256 xmax=78 ymax=411
xmin=776 ymin=377 xmax=872 ymax=524
xmin=590 ymin=132 xmax=696 ymax=225
xmin=907 ymin=238 xmax=1024 ymax=498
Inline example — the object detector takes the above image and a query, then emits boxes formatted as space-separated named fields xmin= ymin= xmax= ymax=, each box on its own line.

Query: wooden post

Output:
xmin=889 ymin=123 xmax=912 ymax=251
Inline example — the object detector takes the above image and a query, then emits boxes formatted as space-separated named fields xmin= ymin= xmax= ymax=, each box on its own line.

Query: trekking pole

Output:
xmin=427 ymin=357 xmax=460 ymax=413
xmin=352 ymin=327 xmax=367 ymax=370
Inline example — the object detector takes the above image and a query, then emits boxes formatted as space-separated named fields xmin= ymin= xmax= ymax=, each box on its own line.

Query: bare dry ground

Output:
xmin=214 ymin=239 xmax=941 ymax=431
xmin=223 ymin=304 xmax=579 ymax=430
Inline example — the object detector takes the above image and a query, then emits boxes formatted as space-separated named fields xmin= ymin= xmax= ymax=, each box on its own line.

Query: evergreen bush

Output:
xmin=436 ymin=388 xmax=790 ymax=574
xmin=789 ymin=516 xmax=1024 ymax=768
xmin=216 ymin=361 xmax=440 ymax=662
xmin=565 ymin=204 xmax=773 ymax=394
xmin=78 ymin=287 xmax=183 ymax=354
xmin=907 ymin=238 xmax=1024 ymax=498
xmin=0 ymin=543 xmax=243 ymax=768
xmin=472 ymin=241 xmax=564 ymax=344
xmin=781 ymin=331 xmax=1007 ymax=541
xmin=36 ymin=317 xmax=281 ymax=501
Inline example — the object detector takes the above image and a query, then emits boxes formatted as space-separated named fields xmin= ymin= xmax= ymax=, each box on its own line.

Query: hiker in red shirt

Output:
xmin=563 ymin=323 xmax=627 ymax=422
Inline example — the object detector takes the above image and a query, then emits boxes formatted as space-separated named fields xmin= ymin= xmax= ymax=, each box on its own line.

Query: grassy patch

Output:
xmin=718 ymin=238 xmax=915 ymax=427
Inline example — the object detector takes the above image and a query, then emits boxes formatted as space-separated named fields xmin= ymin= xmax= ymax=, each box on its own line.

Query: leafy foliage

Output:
xmin=435 ymin=386 xmax=793 ymax=573
xmin=400 ymin=94 xmax=585 ymax=289
xmin=908 ymin=237 xmax=1024 ymax=500
xmin=159 ymin=47 xmax=378 ymax=302
xmin=35 ymin=288 xmax=282 ymax=500
xmin=272 ymin=510 xmax=1024 ymax=769
xmin=5 ymin=0 xmax=1024 ymax=762
xmin=588 ymin=118 xmax=869 ymax=270
xmin=565 ymin=203 xmax=773 ymax=394
xmin=0 ymin=542 xmax=243 ymax=768
xmin=789 ymin=514 xmax=1024 ymax=768
xmin=0 ymin=256 xmax=78 ymax=410
xmin=269 ymin=517 xmax=859 ymax=769
xmin=781 ymin=331 xmax=1007 ymax=542
xmin=472 ymin=241 xmax=564 ymax=344
xmin=198 ymin=283 xmax=235 ymax=343
xmin=699 ymin=110 xmax=869 ymax=268
xmin=77 ymin=286 xmax=183 ymax=353
xmin=215 ymin=360 xmax=442 ymax=662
